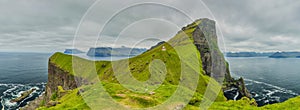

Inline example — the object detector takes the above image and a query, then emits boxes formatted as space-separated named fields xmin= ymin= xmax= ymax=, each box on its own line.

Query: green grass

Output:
xmin=38 ymin=88 xmax=90 ymax=110
xmin=40 ymin=82 xmax=300 ymax=110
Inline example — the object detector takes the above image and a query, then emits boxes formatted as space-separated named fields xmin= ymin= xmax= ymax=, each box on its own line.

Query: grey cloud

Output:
xmin=0 ymin=0 xmax=299 ymax=52
xmin=203 ymin=0 xmax=300 ymax=52
xmin=0 ymin=0 xmax=94 ymax=52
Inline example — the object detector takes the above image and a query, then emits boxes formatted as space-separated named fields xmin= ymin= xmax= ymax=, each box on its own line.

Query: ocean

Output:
xmin=0 ymin=52 xmax=299 ymax=109
xmin=0 ymin=52 xmax=50 ymax=110
xmin=227 ymin=57 xmax=300 ymax=106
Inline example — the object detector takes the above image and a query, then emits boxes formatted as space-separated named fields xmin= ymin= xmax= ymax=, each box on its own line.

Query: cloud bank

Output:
xmin=0 ymin=0 xmax=299 ymax=52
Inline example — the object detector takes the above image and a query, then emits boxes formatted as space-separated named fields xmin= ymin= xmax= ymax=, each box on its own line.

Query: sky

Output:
xmin=0 ymin=0 xmax=299 ymax=53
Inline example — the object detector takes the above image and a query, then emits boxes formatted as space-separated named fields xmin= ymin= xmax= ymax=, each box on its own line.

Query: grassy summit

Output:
xmin=37 ymin=19 xmax=300 ymax=110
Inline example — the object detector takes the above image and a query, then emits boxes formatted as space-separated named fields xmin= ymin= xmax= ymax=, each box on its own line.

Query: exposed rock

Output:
xmin=20 ymin=94 xmax=45 ymax=110
xmin=223 ymin=77 xmax=252 ymax=100
xmin=10 ymin=88 xmax=36 ymax=103
xmin=149 ymin=91 xmax=155 ymax=95
xmin=46 ymin=62 xmax=77 ymax=102
xmin=184 ymin=18 xmax=251 ymax=99
xmin=45 ymin=101 xmax=61 ymax=108
xmin=77 ymin=88 xmax=85 ymax=95
xmin=46 ymin=62 xmax=91 ymax=102
xmin=115 ymin=94 xmax=126 ymax=98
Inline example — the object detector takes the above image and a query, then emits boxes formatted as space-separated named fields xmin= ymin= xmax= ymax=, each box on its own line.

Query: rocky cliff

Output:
xmin=45 ymin=62 xmax=77 ymax=102
xmin=22 ymin=59 xmax=91 ymax=110
xmin=182 ymin=18 xmax=251 ymax=99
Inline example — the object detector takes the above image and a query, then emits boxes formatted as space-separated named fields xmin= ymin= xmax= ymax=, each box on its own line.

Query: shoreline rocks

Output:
xmin=10 ymin=88 xmax=36 ymax=103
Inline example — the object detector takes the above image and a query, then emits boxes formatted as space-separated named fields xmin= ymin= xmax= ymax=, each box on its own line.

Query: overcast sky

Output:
xmin=0 ymin=0 xmax=299 ymax=52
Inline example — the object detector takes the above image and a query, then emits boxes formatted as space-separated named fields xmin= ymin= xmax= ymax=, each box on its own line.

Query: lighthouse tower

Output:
xmin=162 ymin=46 xmax=166 ymax=51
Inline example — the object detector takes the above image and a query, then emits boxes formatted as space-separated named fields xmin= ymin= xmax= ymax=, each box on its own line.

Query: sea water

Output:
xmin=227 ymin=57 xmax=300 ymax=106
xmin=0 ymin=52 xmax=50 ymax=110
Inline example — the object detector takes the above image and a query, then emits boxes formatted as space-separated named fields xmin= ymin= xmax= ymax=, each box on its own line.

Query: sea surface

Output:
xmin=227 ymin=57 xmax=300 ymax=106
xmin=0 ymin=52 xmax=50 ymax=110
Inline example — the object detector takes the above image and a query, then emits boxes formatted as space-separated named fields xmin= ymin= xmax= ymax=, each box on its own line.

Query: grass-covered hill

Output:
xmin=24 ymin=18 xmax=300 ymax=110
xmin=39 ymin=53 xmax=300 ymax=110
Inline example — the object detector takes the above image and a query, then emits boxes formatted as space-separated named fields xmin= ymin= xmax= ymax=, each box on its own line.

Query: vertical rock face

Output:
xmin=188 ymin=18 xmax=251 ymax=99
xmin=192 ymin=18 xmax=215 ymax=76
xmin=190 ymin=18 xmax=229 ymax=80
xmin=23 ymin=62 xmax=80 ymax=109
xmin=46 ymin=62 xmax=78 ymax=102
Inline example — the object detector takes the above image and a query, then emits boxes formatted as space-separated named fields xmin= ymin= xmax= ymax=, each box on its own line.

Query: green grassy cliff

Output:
xmin=28 ymin=19 xmax=300 ymax=110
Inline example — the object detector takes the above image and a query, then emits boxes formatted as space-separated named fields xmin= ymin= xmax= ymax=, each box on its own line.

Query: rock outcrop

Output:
xmin=45 ymin=62 xmax=78 ymax=102
xmin=182 ymin=18 xmax=251 ymax=99
xmin=21 ymin=62 xmax=79 ymax=109
xmin=10 ymin=88 xmax=36 ymax=103
xmin=46 ymin=61 xmax=92 ymax=102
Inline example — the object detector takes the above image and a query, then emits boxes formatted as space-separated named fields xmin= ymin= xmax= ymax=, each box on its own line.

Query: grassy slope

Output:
xmin=44 ymin=52 xmax=300 ymax=110
xmin=39 ymin=20 xmax=300 ymax=109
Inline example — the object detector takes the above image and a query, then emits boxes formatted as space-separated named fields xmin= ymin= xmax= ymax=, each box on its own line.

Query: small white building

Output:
xmin=162 ymin=46 xmax=166 ymax=51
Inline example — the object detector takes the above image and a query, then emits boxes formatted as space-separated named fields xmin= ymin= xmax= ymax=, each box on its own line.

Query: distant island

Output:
xmin=226 ymin=52 xmax=275 ymax=57
xmin=86 ymin=46 xmax=147 ymax=57
xmin=226 ymin=52 xmax=300 ymax=58
xmin=64 ymin=49 xmax=84 ymax=54
xmin=269 ymin=52 xmax=300 ymax=58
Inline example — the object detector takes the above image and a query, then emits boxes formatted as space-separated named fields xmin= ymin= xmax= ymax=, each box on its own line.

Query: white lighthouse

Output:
xmin=162 ymin=46 xmax=166 ymax=51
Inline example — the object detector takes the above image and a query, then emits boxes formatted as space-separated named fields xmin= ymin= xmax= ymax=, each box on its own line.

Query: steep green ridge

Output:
xmin=32 ymin=19 xmax=300 ymax=110
xmin=36 ymin=19 xmax=225 ymax=109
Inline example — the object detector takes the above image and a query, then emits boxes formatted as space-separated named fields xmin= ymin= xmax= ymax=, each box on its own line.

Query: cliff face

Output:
xmin=45 ymin=62 xmax=77 ymax=102
xmin=182 ymin=18 xmax=251 ymax=99
xmin=46 ymin=61 xmax=93 ymax=102
xmin=191 ymin=19 xmax=221 ymax=77
xmin=21 ymin=62 xmax=78 ymax=110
